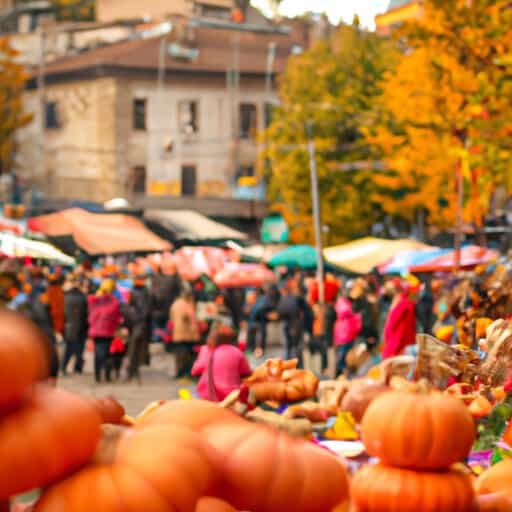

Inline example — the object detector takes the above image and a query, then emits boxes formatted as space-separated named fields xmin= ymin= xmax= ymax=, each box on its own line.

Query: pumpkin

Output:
xmin=477 ymin=492 xmax=512 ymax=512
xmin=138 ymin=399 xmax=244 ymax=431
xmin=475 ymin=459 xmax=512 ymax=496
xmin=196 ymin=497 xmax=238 ymax=512
xmin=339 ymin=379 xmax=388 ymax=422
xmin=0 ymin=386 xmax=102 ymax=500
xmin=200 ymin=421 xmax=349 ymax=512
xmin=469 ymin=395 xmax=494 ymax=418
xmin=142 ymin=400 xmax=349 ymax=512
xmin=0 ymin=311 xmax=49 ymax=412
xmin=361 ymin=390 xmax=475 ymax=470
xmin=90 ymin=396 xmax=127 ymax=425
xmin=35 ymin=424 xmax=218 ymax=512
xmin=352 ymin=464 xmax=475 ymax=512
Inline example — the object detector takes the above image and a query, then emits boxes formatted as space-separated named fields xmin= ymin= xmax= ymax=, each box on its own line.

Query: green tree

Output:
xmin=263 ymin=21 xmax=397 ymax=244
xmin=0 ymin=37 xmax=33 ymax=174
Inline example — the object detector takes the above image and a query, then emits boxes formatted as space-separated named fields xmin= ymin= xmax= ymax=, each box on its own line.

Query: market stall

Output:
xmin=410 ymin=245 xmax=499 ymax=273
xmin=28 ymin=208 xmax=171 ymax=255
xmin=324 ymin=237 xmax=431 ymax=274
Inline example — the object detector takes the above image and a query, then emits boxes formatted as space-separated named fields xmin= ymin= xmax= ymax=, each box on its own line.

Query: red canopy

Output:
xmin=214 ymin=263 xmax=275 ymax=289
xmin=410 ymin=245 xmax=499 ymax=273
xmin=28 ymin=208 xmax=171 ymax=255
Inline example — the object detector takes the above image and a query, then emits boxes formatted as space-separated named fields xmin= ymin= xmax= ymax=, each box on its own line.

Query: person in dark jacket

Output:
xmin=23 ymin=287 xmax=59 ymax=380
xmin=126 ymin=276 xmax=151 ymax=381
xmin=150 ymin=265 xmax=182 ymax=337
xmin=88 ymin=279 xmax=122 ymax=383
xmin=278 ymin=279 xmax=307 ymax=367
xmin=349 ymin=278 xmax=378 ymax=350
xmin=253 ymin=284 xmax=280 ymax=358
xmin=61 ymin=278 xmax=88 ymax=375
xmin=416 ymin=277 xmax=434 ymax=334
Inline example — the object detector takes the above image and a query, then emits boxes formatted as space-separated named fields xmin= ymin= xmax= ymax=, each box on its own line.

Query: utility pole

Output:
xmin=306 ymin=120 xmax=325 ymax=304
xmin=37 ymin=29 xmax=46 ymax=186
xmin=454 ymin=154 xmax=464 ymax=272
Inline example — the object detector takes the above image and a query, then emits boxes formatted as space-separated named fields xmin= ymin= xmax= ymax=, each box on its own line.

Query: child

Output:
xmin=334 ymin=297 xmax=362 ymax=376
xmin=109 ymin=333 xmax=126 ymax=381
xmin=191 ymin=324 xmax=251 ymax=402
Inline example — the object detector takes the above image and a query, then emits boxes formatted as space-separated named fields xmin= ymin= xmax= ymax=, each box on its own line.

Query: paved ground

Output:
xmin=58 ymin=344 xmax=286 ymax=417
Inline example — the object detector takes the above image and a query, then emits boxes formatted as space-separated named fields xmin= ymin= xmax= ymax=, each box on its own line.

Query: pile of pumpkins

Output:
xmin=2 ymin=308 xmax=512 ymax=511
xmin=1 ymin=311 xmax=350 ymax=512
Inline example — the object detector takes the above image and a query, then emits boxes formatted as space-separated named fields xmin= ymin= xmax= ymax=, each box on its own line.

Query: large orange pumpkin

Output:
xmin=196 ymin=497 xmax=238 ymax=512
xmin=201 ymin=421 xmax=349 ymax=512
xmin=352 ymin=464 xmax=475 ymax=512
xmin=361 ymin=390 xmax=475 ymax=470
xmin=0 ymin=312 xmax=49 ymax=412
xmin=475 ymin=459 xmax=512 ymax=496
xmin=138 ymin=399 xmax=244 ymax=431
xmin=0 ymin=386 xmax=102 ymax=500
xmin=35 ymin=424 xmax=218 ymax=512
xmin=142 ymin=400 xmax=349 ymax=512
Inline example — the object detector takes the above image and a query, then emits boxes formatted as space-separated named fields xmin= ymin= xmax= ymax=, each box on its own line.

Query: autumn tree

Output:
xmin=0 ymin=37 xmax=33 ymax=175
xmin=369 ymin=0 xmax=512 ymax=229
xmin=263 ymin=21 xmax=398 ymax=244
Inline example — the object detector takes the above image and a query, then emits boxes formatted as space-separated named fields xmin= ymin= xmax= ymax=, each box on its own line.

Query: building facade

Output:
xmin=375 ymin=0 xmax=423 ymax=36
xmin=19 ymin=21 xmax=306 ymax=206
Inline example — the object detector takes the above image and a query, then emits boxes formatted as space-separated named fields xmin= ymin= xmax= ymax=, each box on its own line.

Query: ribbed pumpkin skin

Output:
xmin=35 ymin=424 xmax=218 ymax=512
xmin=361 ymin=391 xmax=475 ymax=470
xmin=0 ymin=312 xmax=49 ymax=412
xmin=475 ymin=459 xmax=512 ymax=495
xmin=0 ymin=386 xmax=102 ymax=500
xmin=196 ymin=497 xmax=238 ymax=512
xmin=202 ymin=421 xmax=349 ymax=512
xmin=138 ymin=399 xmax=243 ymax=430
xmin=352 ymin=464 xmax=475 ymax=512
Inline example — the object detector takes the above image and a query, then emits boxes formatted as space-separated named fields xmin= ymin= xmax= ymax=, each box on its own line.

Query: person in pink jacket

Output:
xmin=334 ymin=296 xmax=362 ymax=376
xmin=191 ymin=324 xmax=252 ymax=402
xmin=88 ymin=279 xmax=122 ymax=383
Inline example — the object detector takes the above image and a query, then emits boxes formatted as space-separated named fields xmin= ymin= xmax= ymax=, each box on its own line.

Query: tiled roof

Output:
xmin=34 ymin=24 xmax=305 ymax=80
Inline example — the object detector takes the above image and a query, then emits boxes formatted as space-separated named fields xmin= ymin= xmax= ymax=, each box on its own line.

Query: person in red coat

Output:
xmin=382 ymin=282 xmax=417 ymax=359
xmin=88 ymin=279 xmax=122 ymax=383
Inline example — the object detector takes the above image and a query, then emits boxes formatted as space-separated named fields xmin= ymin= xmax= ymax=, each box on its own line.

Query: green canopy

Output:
xmin=268 ymin=245 xmax=320 ymax=270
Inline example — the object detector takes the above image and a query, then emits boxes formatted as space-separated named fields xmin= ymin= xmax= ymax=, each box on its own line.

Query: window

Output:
xmin=239 ymin=103 xmax=257 ymax=139
xmin=181 ymin=165 xmax=197 ymax=196
xmin=45 ymin=101 xmax=60 ymax=129
xmin=133 ymin=98 xmax=147 ymax=131
xmin=178 ymin=100 xmax=199 ymax=134
xmin=235 ymin=165 xmax=255 ymax=181
xmin=264 ymin=103 xmax=274 ymax=129
xmin=131 ymin=166 xmax=146 ymax=194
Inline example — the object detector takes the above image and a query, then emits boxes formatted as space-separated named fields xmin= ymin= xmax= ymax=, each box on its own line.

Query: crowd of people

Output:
xmin=3 ymin=257 xmax=510 ymax=401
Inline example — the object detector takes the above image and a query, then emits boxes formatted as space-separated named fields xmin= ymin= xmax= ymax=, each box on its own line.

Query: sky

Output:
xmin=251 ymin=0 xmax=391 ymax=29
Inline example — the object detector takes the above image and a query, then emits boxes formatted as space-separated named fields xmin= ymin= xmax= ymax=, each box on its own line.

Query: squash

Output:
xmin=475 ymin=459 xmax=512 ymax=496
xmin=0 ymin=386 xmax=102 ymax=500
xmin=477 ymin=492 xmax=512 ymax=512
xmin=35 ymin=424 xmax=218 ymax=512
xmin=142 ymin=400 xmax=349 ymax=512
xmin=90 ymin=396 xmax=128 ymax=425
xmin=352 ymin=464 xmax=475 ymax=512
xmin=196 ymin=497 xmax=238 ymax=512
xmin=339 ymin=379 xmax=388 ymax=422
xmin=361 ymin=390 xmax=475 ymax=470
xmin=0 ymin=312 xmax=49 ymax=412
xmin=201 ymin=421 xmax=349 ymax=512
